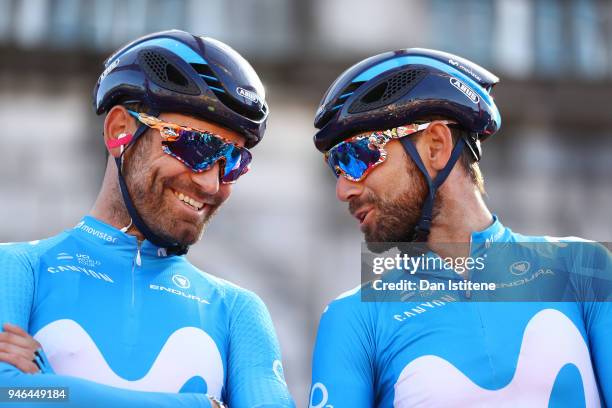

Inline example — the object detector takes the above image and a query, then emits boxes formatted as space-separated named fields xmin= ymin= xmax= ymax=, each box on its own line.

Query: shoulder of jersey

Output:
xmin=509 ymin=230 xmax=593 ymax=244
xmin=321 ymin=283 xmax=368 ymax=315
xmin=0 ymin=231 xmax=72 ymax=260
xmin=188 ymin=265 xmax=266 ymax=305
xmin=506 ymin=231 xmax=609 ymax=269
xmin=510 ymin=231 xmax=596 ymax=249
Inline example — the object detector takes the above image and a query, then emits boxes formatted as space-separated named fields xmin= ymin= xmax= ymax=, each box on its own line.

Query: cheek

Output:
xmin=365 ymin=148 xmax=408 ymax=199
xmin=152 ymin=154 xmax=189 ymax=179
xmin=218 ymin=184 xmax=233 ymax=202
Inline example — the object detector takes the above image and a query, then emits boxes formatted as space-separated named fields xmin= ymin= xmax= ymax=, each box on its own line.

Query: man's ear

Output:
xmin=419 ymin=121 xmax=454 ymax=173
xmin=103 ymin=106 xmax=136 ymax=158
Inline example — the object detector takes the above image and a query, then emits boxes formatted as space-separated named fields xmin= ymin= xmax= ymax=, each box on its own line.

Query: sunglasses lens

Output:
xmin=221 ymin=146 xmax=252 ymax=182
xmin=163 ymin=130 xmax=223 ymax=170
xmin=164 ymin=130 xmax=250 ymax=182
xmin=327 ymin=138 xmax=380 ymax=180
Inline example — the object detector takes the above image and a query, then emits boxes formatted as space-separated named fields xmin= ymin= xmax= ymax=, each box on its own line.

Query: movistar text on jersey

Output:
xmin=372 ymin=279 xmax=496 ymax=292
xmin=372 ymin=253 xmax=486 ymax=275
xmin=77 ymin=222 xmax=118 ymax=243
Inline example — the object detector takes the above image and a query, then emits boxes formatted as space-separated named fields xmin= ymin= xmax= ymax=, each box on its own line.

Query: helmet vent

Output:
xmin=139 ymin=50 xmax=199 ymax=95
xmin=314 ymin=81 xmax=365 ymax=129
xmin=166 ymin=64 xmax=188 ymax=87
xmin=190 ymin=63 xmax=222 ymax=89
xmin=337 ymin=81 xmax=366 ymax=101
xmin=348 ymin=68 xmax=426 ymax=113
xmin=360 ymin=82 xmax=387 ymax=104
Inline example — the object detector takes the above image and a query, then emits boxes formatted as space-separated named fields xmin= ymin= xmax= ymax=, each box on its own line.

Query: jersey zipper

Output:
xmin=135 ymin=241 xmax=142 ymax=267
xmin=465 ymin=276 xmax=472 ymax=298
xmin=131 ymin=240 xmax=142 ymax=306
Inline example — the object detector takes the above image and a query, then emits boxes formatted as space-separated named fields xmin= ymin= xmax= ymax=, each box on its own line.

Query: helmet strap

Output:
xmin=463 ymin=132 xmax=482 ymax=162
xmin=399 ymin=137 xmax=465 ymax=242
xmin=114 ymin=114 xmax=189 ymax=255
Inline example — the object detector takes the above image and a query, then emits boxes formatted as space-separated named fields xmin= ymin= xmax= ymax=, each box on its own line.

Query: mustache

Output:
xmin=348 ymin=191 xmax=378 ymax=216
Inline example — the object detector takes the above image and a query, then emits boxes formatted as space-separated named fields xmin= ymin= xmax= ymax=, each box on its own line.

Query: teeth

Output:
xmin=174 ymin=191 xmax=203 ymax=210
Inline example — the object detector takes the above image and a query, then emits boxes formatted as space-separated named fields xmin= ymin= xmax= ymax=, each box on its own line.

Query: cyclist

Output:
xmin=309 ymin=48 xmax=611 ymax=407
xmin=0 ymin=30 xmax=294 ymax=408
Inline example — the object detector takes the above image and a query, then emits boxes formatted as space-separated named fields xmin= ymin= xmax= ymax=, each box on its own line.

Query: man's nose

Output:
xmin=190 ymin=162 xmax=221 ymax=195
xmin=336 ymin=176 xmax=363 ymax=202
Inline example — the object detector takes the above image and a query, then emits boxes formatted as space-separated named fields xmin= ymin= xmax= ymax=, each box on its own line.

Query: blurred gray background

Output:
xmin=1 ymin=0 xmax=611 ymax=406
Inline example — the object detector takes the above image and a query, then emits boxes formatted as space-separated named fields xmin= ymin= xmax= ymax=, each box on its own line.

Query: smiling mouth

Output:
xmin=173 ymin=190 xmax=204 ymax=211
xmin=353 ymin=207 xmax=373 ymax=225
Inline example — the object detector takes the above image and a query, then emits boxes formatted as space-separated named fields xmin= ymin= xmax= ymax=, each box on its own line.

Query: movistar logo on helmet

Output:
xmin=99 ymin=59 xmax=120 ymax=82
xmin=448 ymin=59 xmax=482 ymax=81
xmin=236 ymin=87 xmax=259 ymax=103
xmin=450 ymin=77 xmax=480 ymax=104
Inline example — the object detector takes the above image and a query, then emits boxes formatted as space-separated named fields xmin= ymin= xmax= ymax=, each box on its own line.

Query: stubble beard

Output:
xmin=120 ymin=138 xmax=221 ymax=246
xmin=353 ymin=159 xmax=432 ymax=252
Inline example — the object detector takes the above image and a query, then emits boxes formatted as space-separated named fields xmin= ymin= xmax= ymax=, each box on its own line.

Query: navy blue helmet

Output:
xmin=94 ymin=30 xmax=268 ymax=148
xmin=314 ymin=48 xmax=501 ymax=160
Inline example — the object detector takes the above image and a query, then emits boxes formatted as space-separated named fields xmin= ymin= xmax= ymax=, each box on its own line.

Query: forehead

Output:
xmin=158 ymin=112 xmax=246 ymax=146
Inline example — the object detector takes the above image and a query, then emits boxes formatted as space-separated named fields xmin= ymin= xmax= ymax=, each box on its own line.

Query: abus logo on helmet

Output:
xmin=236 ymin=87 xmax=259 ymax=103
xmin=450 ymin=77 xmax=480 ymax=104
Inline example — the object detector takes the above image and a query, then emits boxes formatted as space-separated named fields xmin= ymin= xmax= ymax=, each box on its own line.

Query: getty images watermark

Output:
xmin=371 ymin=251 xmax=495 ymax=292
xmin=360 ymin=242 xmax=612 ymax=302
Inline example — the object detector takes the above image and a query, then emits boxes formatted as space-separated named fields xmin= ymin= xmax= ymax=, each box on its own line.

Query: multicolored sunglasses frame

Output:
xmin=324 ymin=121 xmax=457 ymax=182
xmin=127 ymin=110 xmax=252 ymax=184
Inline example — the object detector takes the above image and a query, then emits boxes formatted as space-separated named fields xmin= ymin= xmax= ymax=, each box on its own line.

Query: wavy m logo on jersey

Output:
xmin=34 ymin=319 xmax=224 ymax=398
xmin=393 ymin=309 xmax=600 ymax=407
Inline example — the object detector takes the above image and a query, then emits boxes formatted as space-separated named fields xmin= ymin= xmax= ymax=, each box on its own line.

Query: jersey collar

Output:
xmin=71 ymin=216 xmax=173 ymax=257
xmin=470 ymin=214 xmax=510 ymax=245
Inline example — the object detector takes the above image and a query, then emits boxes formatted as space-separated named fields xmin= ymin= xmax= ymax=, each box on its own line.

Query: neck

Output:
xmin=89 ymin=157 xmax=145 ymax=241
xmin=427 ymin=183 xmax=493 ymax=259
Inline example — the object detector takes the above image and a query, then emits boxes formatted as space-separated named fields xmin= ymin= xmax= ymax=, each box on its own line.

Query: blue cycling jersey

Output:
xmin=0 ymin=216 xmax=295 ymax=408
xmin=310 ymin=216 xmax=612 ymax=407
